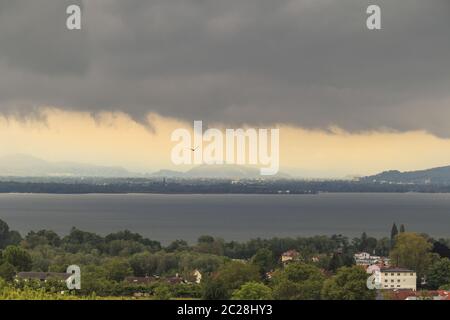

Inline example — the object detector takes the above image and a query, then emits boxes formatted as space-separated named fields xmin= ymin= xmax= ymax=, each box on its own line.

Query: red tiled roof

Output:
xmin=282 ymin=250 xmax=300 ymax=257
xmin=389 ymin=290 xmax=418 ymax=300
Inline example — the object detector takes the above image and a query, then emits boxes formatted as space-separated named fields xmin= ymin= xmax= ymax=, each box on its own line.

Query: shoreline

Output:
xmin=1 ymin=191 xmax=450 ymax=195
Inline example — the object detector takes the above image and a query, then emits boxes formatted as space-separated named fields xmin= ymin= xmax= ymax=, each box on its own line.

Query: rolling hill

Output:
xmin=361 ymin=165 xmax=450 ymax=184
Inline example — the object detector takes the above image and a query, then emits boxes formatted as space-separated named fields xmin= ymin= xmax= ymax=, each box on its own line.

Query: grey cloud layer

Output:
xmin=0 ymin=0 xmax=449 ymax=135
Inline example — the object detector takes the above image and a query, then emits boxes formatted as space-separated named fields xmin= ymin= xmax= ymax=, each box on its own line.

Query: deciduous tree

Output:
xmin=3 ymin=246 xmax=32 ymax=272
xmin=389 ymin=233 xmax=432 ymax=282
xmin=321 ymin=266 xmax=375 ymax=300
xmin=232 ymin=282 xmax=273 ymax=300
xmin=271 ymin=263 xmax=325 ymax=300
xmin=427 ymin=258 xmax=450 ymax=289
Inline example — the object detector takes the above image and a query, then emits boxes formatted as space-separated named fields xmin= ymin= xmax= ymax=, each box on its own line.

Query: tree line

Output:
xmin=1 ymin=219 xmax=450 ymax=300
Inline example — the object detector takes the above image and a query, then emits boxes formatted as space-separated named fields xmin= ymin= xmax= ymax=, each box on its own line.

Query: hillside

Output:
xmin=361 ymin=165 xmax=450 ymax=184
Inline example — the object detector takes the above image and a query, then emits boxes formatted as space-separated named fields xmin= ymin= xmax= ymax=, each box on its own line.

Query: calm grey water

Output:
xmin=0 ymin=193 xmax=449 ymax=244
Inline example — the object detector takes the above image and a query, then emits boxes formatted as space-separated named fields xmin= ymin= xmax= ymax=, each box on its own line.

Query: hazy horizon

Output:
xmin=0 ymin=152 xmax=449 ymax=180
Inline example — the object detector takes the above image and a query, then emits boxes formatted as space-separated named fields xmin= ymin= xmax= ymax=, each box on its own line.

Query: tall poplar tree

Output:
xmin=390 ymin=223 xmax=398 ymax=248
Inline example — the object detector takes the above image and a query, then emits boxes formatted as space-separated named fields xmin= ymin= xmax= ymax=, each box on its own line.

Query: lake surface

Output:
xmin=0 ymin=193 xmax=449 ymax=244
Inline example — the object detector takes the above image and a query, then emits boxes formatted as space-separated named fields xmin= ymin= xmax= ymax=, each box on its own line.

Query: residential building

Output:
xmin=166 ymin=274 xmax=184 ymax=285
xmin=193 ymin=269 xmax=202 ymax=284
xmin=16 ymin=272 xmax=72 ymax=283
xmin=354 ymin=252 xmax=371 ymax=261
xmin=380 ymin=268 xmax=416 ymax=291
xmin=281 ymin=250 xmax=301 ymax=264
xmin=389 ymin=289 xmax=450 ymax=300
xmin=354 ymin=252 xmax=390 ymax=266
xmin=125 ymin=276 xmax=157 ymax=285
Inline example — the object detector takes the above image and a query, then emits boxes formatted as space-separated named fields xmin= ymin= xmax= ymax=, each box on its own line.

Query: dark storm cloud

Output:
xmin=0 ymin=0 xmax=449 ymax=135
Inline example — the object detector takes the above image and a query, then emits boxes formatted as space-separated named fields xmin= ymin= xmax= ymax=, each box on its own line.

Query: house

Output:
xmin=166 ymin=274 xmax=184 ymax=285
xmin=379 ymin=258 xmax=390 ymax=267
xmin=388 ymin=290 xmax=450 ymax=300
xmin=125 ymin=276 xmax=157 ymax=285
xmin=365 ymin=260 xmax=390 ymax=275
xmin=193 ymin=269 xmax=202 ymax=284
xmin=354 ymin=252 xmax=371 ymax=260
xmin=432 ymin=290 xmax=450 ymax=300
xmin=354 ymin=252 xmax=390 ymax=266
xmin=16 ymin=272 xmax=72 ymax=283
xmin=379 ymin=268 xmax=417 ymax=291
xmin=366 ymin=264 xmax=381 ymax=274
xmin=16 ymin=271 xmax=74 ymax=291
xmin=281 ymin=250 xmax=300 ymax=264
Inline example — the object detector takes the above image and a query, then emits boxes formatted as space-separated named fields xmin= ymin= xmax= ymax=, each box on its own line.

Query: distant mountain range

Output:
xmin=152 ymin=165 xmax=290 ymax=179
xmin=3 ymin=154 xmax=450 ymax=184
xmin=0 ymin=155 xmax=290 ymax=179
xmin=361 ymin=165 xmax=450 ymax=184
xmin=0 ymin=154 xmax=135 ymax=177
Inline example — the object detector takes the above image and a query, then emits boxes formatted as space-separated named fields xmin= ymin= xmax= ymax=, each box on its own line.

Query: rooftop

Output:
xmin=17 ymin=272 xmax=71 ymax=281
xmin=282 ymin=250 xmax=300 ymax=257
xmin=125 ymin=276 xmax=156 ymax=284
xmin=380 ymin=268 xmax=414 ymax=273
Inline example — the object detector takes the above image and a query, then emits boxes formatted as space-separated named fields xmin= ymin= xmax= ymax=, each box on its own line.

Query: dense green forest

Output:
xmin=1 ymin=218 xmax=450 ymax=300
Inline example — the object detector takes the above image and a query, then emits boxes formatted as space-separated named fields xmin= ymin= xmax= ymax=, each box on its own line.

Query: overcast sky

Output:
xmin=1 ymin=0 xmax=449 ymax=136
